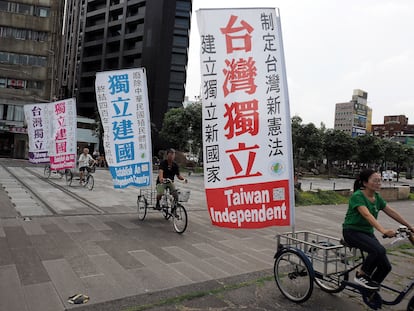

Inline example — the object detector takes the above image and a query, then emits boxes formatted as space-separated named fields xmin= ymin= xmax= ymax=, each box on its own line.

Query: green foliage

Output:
xmin=159 ymin=103 xmax=202 ymax=153
xmin=291 ymin=116 xmax=324 ymax=170
xmin=323 ymin=129 xmax=357 ymax=174
xmin=355 ymin=135 xmax=384 ymax=166
xmin=295 ymin=190 xmax=349 ymax=206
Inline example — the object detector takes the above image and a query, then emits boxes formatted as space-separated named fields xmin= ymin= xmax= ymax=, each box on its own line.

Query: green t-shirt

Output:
xmin=342 ymin=189 xmax=387 ymax=234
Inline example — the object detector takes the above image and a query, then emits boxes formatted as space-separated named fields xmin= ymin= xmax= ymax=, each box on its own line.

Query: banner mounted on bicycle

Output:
xmin=197 ymin=8 xmax=295 ymax=229
xmin=95 ymin=68 xmax=153 ymax=189
xmin=24 ymin=98 xmax=77 ymax=170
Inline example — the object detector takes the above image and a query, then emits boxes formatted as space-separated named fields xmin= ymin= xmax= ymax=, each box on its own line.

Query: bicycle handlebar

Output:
xmin=162 ymin=178 xmax=188 ymax=184
xmin=383 ymin=226 xmax=414 ymax=245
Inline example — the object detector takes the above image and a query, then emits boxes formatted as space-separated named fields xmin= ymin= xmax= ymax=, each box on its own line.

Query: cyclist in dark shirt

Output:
xmin=155 ymin=148 xmax=187 ymax=209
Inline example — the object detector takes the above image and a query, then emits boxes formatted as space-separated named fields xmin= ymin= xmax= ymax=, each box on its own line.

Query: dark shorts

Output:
xmin=79 ymin=166 xmax=91 ymax=172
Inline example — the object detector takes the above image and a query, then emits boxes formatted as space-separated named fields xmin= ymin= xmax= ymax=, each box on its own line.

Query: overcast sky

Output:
xmin=185 ymin=0 xmax=414 ymax=128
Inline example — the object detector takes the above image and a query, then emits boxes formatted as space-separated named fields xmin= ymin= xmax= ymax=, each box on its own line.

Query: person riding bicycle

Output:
xmin=78 ymin=147 xmax=96 ymax=183
xmin=155 ymin=148 xmax=187 ymax=210
xmin=342 ymin=169 xmax=414 ymax=290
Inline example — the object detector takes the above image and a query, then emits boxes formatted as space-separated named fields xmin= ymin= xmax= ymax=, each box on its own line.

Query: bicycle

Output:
xmin=137 ymin=178 xmax=189 ymax=234
xmin=43 ymin=164 xmax=65 ymax=179
xmin=273 ymin=227 xmax=414 ymax=310
xmin=65 ymin=161 xmax=96 ymax=190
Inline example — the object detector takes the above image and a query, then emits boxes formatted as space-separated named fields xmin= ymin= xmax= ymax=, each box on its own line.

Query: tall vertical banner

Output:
xmin=197 ymin=8 xmax=295 ymax=229
xmin=95 ymin=68 xmax=152 ymax=189
xmin=48 ymin=98 xmax=77 ymax=170
xmin=24 ymin=98 xmax=77 ymax=168
xmin=24 ymin=103 xmax=50 ymax=164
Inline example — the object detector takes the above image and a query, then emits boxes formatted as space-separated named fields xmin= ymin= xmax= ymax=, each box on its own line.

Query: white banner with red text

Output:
xmin=197 ymin=7 xmax=295 ymax=229
xmin=47 ymin=98 xmax=77 ymax=170
xmin=24 ymin=98 xmax=77 ymax=169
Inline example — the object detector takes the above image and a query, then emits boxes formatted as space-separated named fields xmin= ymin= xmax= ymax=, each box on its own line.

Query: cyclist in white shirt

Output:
xmin=78 ymin=148 xmax=95 ymax=183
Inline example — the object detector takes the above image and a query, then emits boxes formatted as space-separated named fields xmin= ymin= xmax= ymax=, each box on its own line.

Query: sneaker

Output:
xmin=354 ymin=272 xmax=379 ymax=290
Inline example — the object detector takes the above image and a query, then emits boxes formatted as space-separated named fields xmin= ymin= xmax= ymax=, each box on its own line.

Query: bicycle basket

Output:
xmin=277 ymin=231 xmax=359 ymax=276
xmin=177 ymin=190 xmax=190 ymax=202
xmin=139 ymin=188 xmax=155 ymax=204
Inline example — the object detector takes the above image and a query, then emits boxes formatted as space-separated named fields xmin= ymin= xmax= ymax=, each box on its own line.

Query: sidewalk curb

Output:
xmin=69 ymin=269 xmax=274 ymax=311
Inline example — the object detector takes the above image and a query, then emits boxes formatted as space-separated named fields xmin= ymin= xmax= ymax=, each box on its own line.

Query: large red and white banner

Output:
xmin=197 ymin=8 xmax=295 ymax=229
xmin=48 ymin=98 xmax=77 ymax=170
xmin=24 ymin=99 xmax=77 ymax=169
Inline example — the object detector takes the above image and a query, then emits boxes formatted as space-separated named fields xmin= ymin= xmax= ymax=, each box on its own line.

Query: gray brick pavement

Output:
xmin=1 ymin=160 xmax=414 ymax=310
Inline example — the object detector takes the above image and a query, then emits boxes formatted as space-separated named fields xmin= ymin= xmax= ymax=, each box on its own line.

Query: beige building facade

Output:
xmin=0 ymin=0 xmax=64 ymax=158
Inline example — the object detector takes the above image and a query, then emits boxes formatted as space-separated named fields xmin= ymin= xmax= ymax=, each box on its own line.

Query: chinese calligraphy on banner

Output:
xmin=24 ymin=103 xmax=50 ymax=164
xmin=24 ymin=98 xmax=77 ymax=169
xmin=95 ymin=68 xmax=152 ymax=189
xmin=48 ymin=98 xmax=77 ymax=170
xmin=197 ymin=8 xmax=295 ymax=229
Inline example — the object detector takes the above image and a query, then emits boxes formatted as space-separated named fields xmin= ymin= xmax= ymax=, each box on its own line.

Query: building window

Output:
xmin=0 ymin=52 xmax=47 ymax=66
xmin=0 ymin=1 xmax=49 ymax=17
xmin=36 ymin=6 xmax=49 ymax=17
xmin=7 ymin=79 xmax=26 ymax=89
xmin=0 ymin=26 xmax=48 ymax=41
xmin=173 ymin=35 xmax=188 ymax=47
xmin=176 ymin=1 xmax=191 ymax=11
xmin=0 ymin=1 xmax=8 ymax=11
xmin=18 ymin=3 xmax=32 ymax=14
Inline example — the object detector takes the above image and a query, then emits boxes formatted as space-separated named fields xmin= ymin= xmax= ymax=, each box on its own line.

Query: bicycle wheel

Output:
xmin=172 ymin=203 xmax=188 ymax=234
xmin=137 ymin=195 xmax=147 ymax=221
xmin=65 ymin=170 xmax=73 ymax=186
xmin=407 ymin=295 xmax=414 ymax=311
xmin=86 ymin=175 xmax=94 ymax=190
xmin=314 ymin=271 xmax=348 ymax=293
xmin=274 ymin=248 xmax=314 ymax=303
xmin=44 ymin=165 xmax=51 ymax=178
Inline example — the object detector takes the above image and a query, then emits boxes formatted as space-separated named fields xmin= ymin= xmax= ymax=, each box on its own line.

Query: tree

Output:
xmin=354 ymin=135 xmax=384 ymax=168
xmin=159 ymin=103 xmax=202 ymax=154
xmin=291 ymin=116 xmax=304 ymax=170
xmin=291 ymin=116 xmax=324 ymax=173
xmin=379 ymin=140 xmax=400 ymax=171
xmin=323 ymin=129 xmax=357 ymax=175
xmin=300 ymin=123 xmax=323 ymax=163
xmin=183 ymin=102 xmax=202 ymax=157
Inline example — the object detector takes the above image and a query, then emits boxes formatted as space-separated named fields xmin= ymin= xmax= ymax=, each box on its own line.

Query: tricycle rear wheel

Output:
xmin=274 ymin=248 xmax=314 ymax=303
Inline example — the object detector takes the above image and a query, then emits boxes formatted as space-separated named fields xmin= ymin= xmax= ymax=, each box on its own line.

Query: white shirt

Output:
xmin=78 ymin=153 xmax=94 ymax=167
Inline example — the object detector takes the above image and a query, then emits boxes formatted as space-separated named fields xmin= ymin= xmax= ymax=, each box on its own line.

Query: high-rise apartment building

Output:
xmin=0 ymin=0 xmax=64 ymax=158
xmin=61 ymin=0 xmax=192 ymax=150
xmin=334 ymin=89 xmax=372 ymax=137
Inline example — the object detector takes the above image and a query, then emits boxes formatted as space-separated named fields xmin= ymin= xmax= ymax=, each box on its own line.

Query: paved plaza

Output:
xmin=1 ymin=158 xmax=414 ymax=310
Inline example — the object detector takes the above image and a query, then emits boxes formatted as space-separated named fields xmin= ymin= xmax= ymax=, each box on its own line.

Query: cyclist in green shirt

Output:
xmin=343 ymin=169 xmax=413 ymax=290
